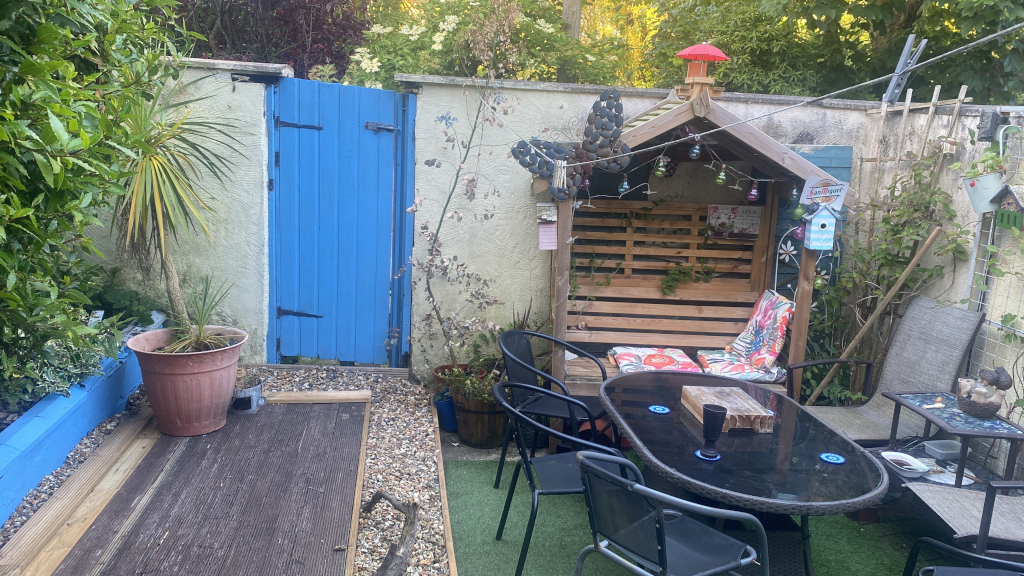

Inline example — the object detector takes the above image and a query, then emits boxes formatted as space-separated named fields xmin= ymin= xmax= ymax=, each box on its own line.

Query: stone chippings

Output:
xmin=0 ymin=390 xmax=147 ymax=551
xmin=253 ymin=366 xmax=450 ymax=575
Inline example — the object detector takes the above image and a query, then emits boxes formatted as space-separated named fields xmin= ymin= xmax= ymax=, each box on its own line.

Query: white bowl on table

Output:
xmin=880 ymin=451 xmax=930 ymax=479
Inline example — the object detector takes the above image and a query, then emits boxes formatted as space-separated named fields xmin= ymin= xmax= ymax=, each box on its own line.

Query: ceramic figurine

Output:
xmin=957 ymin=368 xmax=1011 ymax=419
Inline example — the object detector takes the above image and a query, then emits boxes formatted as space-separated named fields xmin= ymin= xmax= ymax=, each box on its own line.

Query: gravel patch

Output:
xmin=0 ymin=390 xmax=147 ymax=551
xmin=252 ymin=366 xmax=450 ymax=575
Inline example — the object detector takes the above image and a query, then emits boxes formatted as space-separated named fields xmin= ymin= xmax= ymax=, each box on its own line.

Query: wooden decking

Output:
xmin=3 ymin=399 xmax=369 ymax=576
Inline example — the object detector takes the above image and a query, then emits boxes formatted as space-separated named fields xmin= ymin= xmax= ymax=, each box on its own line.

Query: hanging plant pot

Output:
xmin=127 ymin=327 xmax=247 ymax=436
xmin=963 ymin=172 xmax=1004 ymax=214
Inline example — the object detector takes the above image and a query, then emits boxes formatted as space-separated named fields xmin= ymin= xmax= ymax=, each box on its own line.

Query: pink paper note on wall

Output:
xmin=538 ymin=222 xmax=557 ymax=250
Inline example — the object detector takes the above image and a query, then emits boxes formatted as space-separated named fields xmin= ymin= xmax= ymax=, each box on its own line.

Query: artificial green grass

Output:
xmin=445 ymin=459 xmax=957 ymax=576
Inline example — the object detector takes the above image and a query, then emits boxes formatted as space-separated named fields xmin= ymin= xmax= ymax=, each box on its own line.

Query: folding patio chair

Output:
xmin=902 ymin=536 xmax=1024 ymax=576
xmin=787 ymin=296 xmax=984 ymax=443
xmin=494 ymin=330 xmax=616 ymax=488
xmin=574 ymin=451 xmax=770 ymax=576
xmin=492 ymin=382 xmax=623 ymax=576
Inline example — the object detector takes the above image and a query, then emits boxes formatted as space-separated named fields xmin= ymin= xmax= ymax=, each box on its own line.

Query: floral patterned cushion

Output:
xmin=609 ymin=347 xmax=703 ymax=374
xmin=697 ymin=290 xmax=793 ymax=383
xmin=697 ymin=349 xmax=787 ymax=383
xmin=727 ymin=290 xmax=794 ymax=370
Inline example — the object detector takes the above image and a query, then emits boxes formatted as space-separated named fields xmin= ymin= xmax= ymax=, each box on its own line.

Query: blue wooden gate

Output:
xmin=266 ymin=78 xmax=415 ymax=366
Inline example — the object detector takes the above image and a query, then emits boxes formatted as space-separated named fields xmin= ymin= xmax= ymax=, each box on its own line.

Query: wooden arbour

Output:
xmin=551 ymin=83 xmax=856 ymax=398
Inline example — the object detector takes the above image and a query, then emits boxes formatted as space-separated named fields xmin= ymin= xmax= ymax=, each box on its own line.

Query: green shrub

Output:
xmin=0 ymin=0 xmax=188 ymax=407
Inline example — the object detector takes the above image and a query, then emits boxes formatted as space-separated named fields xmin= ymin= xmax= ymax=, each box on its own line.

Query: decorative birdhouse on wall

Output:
xmin=992 ymin=184 xmax=1024 ymax=230
xmin=805 ymin=204 xmax=839 ymax=250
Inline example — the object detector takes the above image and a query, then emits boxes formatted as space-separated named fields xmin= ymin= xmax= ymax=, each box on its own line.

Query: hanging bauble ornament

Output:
xmin=814 ymin=275 xmax=827 ymax=290
xmin=747 ymin=182 xmax=759 ymax=202
xmin=789 ymin=184 xmax=800 ymax=203
xmin=715 ymin=170 xmax=727 ymax=186
xmin=618 ymin=175 xmax=630 ymax=194
xmin=580 ymin=175 xmax=590 ymax=191
xmin=792 ymin=203 xmax=806 ymax=219
xmin=689 ymin=143 xmax=702 ymax=160
xmin=793 ymin=224 xmax=805 ymax=240
xmin=654 ymin=156 xmax=667 ymax=177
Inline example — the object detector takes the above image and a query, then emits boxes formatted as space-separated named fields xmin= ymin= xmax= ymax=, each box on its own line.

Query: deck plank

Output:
xmin=51 ymin=403 xmax=366 ymax=576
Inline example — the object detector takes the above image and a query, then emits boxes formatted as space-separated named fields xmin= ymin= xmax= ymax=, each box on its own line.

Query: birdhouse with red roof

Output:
xmin=675 ymin=43 xmax=728 ymax=99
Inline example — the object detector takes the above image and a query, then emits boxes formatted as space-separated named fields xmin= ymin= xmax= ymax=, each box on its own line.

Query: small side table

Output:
xmin=884 ymin=392 xmax=1024 ymax=488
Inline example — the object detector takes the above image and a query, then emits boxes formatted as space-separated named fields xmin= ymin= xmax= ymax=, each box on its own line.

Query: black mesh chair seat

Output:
xmin=520 ymin=393 xmax=606 ymax=420
xmin=531 ymin=451 xmax=621 ymax=495
xmin=574 ymin=452 xmax=769 ymax=576
xmin=663 ymin=514 xmax=752 ymax=574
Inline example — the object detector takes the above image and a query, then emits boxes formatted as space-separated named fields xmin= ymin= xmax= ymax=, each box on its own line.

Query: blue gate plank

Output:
xmin=316 ymin=82 xmax=342 ymax=359
xmin=296 ymin=83 xmax=321 ymax=357
xmin=277 ymin=81 xmax=301 ymax=356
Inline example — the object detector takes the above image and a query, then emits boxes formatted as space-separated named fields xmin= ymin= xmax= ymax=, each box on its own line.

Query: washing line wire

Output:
xmin=559 ymin=20 xmax=1024 ymax=169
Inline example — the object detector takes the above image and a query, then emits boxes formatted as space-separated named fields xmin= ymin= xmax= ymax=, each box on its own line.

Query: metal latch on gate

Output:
xmin=365 ymin=122 xmax=399 ymax=133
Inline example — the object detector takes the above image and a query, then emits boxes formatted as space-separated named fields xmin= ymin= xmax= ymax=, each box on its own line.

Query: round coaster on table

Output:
xmin=819 ymin=452 xmax=846 ymax=465
xmin=695 ymin=450 xmax=722 ymax=462
xmin=648 ymin=405 xmax=670 ymax=414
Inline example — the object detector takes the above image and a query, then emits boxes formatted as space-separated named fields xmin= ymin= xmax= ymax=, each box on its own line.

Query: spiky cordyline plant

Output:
xmin=112 ymin=69 xmax=241 ymax=320
xmin=162 ymin=277 xmax=234 ymax=353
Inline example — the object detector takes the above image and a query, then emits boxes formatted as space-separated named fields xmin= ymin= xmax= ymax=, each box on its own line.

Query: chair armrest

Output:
xmin=499 ymin=382 xmax=598 ymax=439
xmin=631 ymin=484 xmax=770 ymax=576
xmin=514 ymin=330 xmax=609 ymax=381
xmin=575 ymin=451 xmax=644 ymax=484
xmin=785 ymin=358 xmax=874 ymax=400
xmin=902 ymin=537 xmax=1024 ymax=576
xmin=978 ymin=480 xmax=1024 ymax=554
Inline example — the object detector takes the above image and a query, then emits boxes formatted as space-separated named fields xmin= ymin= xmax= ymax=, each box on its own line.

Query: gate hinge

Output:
xmin=277 ymin=307 xmax=324 ymax=319
xmin=275 ymin=116 xmax=323 ymax=131
xmin=365 ymin=122 xmax=399 ymax=133
xmin=268 ymin=178 xmax=274 ymax=192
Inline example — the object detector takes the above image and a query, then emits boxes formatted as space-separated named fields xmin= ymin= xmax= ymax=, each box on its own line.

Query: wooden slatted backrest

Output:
xmin=566 ymin=199 xmax=771 ymax=352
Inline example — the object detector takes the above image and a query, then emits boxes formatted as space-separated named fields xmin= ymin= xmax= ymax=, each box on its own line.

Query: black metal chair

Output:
xmin=574 ymin=451 xmax=770 ymax=576
xmin=492 ymin=382 xmax=624 ymax=576
xmin=902 ymin=537 xmax=1024 ymax=576
xmin=495 ymin=329 xmax=616 ymax=488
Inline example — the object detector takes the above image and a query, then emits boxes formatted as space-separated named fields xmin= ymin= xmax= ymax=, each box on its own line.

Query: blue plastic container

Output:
xmin=434 ymin=395 xmax=458 ymax=432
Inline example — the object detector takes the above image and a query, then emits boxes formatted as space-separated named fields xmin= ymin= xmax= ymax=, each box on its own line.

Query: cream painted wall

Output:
xmin=89 ymin=66 xmax=271 ymax=362
xmin=405 ymin=75 xmax=1004 ymax=380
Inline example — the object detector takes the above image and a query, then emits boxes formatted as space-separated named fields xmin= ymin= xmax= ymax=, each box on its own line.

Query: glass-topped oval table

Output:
xmin=600 ymin=371 xmax=889 ymax=575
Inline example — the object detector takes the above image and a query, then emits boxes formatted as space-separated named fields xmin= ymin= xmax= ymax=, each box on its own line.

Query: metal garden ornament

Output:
xmin=510 ymin=89 xmax=631 ymax=200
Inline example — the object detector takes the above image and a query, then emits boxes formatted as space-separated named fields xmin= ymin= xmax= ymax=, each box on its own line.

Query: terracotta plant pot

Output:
xmin=452 ymin=393 xmax=507 ymax=449
xmin=127 ymin=327 xmax=248 ymax=436
xmin=431 ymin=364 xmax=487 ymax=388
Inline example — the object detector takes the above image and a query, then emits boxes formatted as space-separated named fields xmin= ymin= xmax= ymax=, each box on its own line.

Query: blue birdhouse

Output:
xmin=805 ymin=204 xmax=839 ymax=250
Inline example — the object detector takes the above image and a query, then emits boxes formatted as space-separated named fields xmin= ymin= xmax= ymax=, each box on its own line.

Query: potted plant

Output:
xmin=127 ymin=278 xmax=247 ymax=436
xmin=442 ymin=357 xmax=508 ymax=448
xmin=952 ymin=146 xmax=1010 ymax=214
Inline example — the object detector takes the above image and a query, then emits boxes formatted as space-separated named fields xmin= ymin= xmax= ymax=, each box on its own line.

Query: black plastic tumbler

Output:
xmin=697 ymin=404 xmax=728 ymax=460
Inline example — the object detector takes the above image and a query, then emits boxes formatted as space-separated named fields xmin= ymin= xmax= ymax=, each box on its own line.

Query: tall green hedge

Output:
xmin=0 ymin=0 xmax=188 ymax=407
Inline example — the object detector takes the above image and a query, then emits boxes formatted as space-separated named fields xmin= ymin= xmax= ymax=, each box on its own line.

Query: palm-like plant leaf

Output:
xmin=113 ymin=73 xmax=242 ymax=261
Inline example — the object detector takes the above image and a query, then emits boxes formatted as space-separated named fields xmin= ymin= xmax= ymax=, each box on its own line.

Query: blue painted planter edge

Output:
xmin=0 ymin=348 xmax=145 ymax=521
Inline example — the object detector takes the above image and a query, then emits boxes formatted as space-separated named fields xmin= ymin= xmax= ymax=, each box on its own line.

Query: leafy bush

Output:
xmin=178 ymin=0 xmax=367 ymax=79
xmin=0 ymin=0 xmax=186 ymax=407
xmin=82 ymin=267 xmax=163 ymax=325
xmin=340 ymin=0 xmax=623 ymax=89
